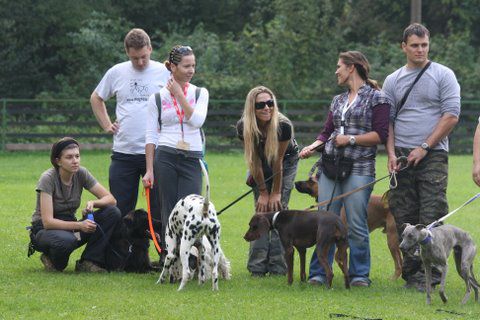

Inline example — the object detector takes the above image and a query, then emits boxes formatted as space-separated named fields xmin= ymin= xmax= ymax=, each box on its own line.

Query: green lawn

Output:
xmin=1 ymin=151 xmax=480 ymax=319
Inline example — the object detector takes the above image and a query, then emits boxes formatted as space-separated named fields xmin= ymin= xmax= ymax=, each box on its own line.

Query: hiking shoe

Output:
xmin=351 ymin=280 xmax=370 ymax=287
xmin=308 ymin=277 xmax=326 ymax=286
xmin=40 ymin=253 xmax=56 ymax=272
xmin=75 ymin=260 xmax=107 ymax=273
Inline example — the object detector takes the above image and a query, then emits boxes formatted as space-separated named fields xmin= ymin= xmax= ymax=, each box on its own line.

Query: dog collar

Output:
xmin=271 ymin=211 xmax=281 ymax=229
xmin=420 ymin=229 xmax=433 ymax=245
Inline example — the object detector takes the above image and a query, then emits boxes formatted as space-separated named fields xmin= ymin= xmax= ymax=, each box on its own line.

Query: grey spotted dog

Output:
xmin=158 ymin=159 xmax=224 ymax=291
xmin=400 ymin=223 xmax=480 ymax=304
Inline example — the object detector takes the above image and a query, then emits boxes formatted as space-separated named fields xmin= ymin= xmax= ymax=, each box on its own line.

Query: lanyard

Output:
xmin=340 ymin=94 xmax=357 ymax=135
xmin=171 ymin=83 xmax=189 ymax=140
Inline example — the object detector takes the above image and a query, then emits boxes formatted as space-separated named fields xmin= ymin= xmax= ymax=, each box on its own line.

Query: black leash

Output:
xmin=217 ymin=141 xmax=328 ymax=216
xmin=435 ymin=309 xmax=466 ymax=316
xmin=329 ymin=313 xmax=382 ymax=320
xmin=217 ymin=169 xmax=286 ymax=216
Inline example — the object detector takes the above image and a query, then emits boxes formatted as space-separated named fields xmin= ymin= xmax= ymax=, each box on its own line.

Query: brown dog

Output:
xmin=244 ymin=210 xmax=350 ymax=289
xmin=295 ymin=177 xmax=402 ymax=280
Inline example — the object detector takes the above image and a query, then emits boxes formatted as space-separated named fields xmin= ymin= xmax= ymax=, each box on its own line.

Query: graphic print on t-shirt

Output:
xmin=127 ymin=78 xmax=150 ymax=103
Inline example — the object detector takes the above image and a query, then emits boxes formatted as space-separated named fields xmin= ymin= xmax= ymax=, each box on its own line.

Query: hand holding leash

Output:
xmin=142 ymin=170 xmax=154 ymax=188
xmin=299 ymin=140 xmax=325 ymax=159
xmin=389 ymin=156 xmax=408 ymax=189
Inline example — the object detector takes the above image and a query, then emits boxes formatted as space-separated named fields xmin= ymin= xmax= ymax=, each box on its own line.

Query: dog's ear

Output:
xmin=401 ymin=223 xmax=410 ymax=229
xmin=123 ymin=210 xmax=136 ymax=225
xmin=415 ymin=224 xmax=426 ymax=230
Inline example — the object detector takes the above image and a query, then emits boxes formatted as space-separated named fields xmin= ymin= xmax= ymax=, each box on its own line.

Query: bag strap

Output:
xmin=396 ymin=61 xmax=432 ymax=118
xmin=155 ymin=92 xmax=162 ymax=129
xmin=155 ymin=86 xmax=206 ymax=146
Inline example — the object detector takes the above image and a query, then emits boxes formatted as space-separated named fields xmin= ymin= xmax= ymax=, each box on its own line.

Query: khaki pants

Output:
xmin=247 ymin=155 xmax=298 ymax=275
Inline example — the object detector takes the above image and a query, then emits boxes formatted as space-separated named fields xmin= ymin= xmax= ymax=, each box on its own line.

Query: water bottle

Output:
xmin=87 ymin=213 xmax=95 ymax=222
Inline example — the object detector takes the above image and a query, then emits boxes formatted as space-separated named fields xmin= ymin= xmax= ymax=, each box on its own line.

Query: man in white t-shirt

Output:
xmin=91 ymin=28 xmax=170 ymax=217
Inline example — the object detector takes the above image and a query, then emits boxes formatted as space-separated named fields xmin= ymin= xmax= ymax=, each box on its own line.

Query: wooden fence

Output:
xmin=1 ymin=98 xmax=479 ymax=153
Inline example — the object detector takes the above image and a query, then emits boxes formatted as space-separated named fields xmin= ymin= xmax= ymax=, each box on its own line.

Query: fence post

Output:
xmin=1 ymin=99 xmax=6 ymax=151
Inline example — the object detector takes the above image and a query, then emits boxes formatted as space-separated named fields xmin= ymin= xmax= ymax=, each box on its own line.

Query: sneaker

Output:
xmin=351 ymin=280 xmax=370 ymax=287
xmin=75 ymin=259 xmax=107 ymax=273
xmin=308 ymin=277 xmax=326 ymax=286
xmin=40 ymin=253 xmax=56 ymax=272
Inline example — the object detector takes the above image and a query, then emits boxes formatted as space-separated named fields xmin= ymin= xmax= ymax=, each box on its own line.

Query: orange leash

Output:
xmin=145 ymin=186 xmax=162 ymax=254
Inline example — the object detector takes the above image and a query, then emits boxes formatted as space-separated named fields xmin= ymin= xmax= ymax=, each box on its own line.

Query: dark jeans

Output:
xmin=154 ymin=148 xmax=203 ymax=249
xmin=109 ymin=151 xmax=161 ymax=219
xmin=247 ymin=155 xmax=298 ymax=275
xmin=389 ymin=147 xmax=448 ymax=284
xmin=33 ymin=206 xmax=122 ymax=271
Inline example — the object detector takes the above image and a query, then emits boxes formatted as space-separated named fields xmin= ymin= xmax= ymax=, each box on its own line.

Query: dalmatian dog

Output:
xmin=157 ymin=159 xmax=225 ymax=291
xmin=169 ymin=235 xmax=231 ymax=283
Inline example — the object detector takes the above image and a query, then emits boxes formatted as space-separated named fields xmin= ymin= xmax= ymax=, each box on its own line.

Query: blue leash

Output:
xmin=427 ymin=193 xmax=480 ymax=229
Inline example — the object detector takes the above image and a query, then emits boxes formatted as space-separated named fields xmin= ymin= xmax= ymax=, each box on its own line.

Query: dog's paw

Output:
xmin=441 ymin=291 xmax=449 ymax=304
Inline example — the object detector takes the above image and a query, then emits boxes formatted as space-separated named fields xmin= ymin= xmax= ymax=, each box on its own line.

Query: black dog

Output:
xmin=109 ymin=209 xmax=162 ymax=273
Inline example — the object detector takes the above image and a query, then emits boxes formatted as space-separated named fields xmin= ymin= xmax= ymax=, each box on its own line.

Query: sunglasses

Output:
xmin=255 ymin=99 xmax=275 ymax=110
xmin=174 ymin=46 xmax=193 ymax=55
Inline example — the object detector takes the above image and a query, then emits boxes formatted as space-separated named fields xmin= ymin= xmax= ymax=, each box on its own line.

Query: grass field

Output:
xmin=1 ymin=150 xmax=480 ymax=319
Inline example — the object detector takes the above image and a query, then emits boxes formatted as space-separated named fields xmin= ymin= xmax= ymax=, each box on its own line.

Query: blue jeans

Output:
xmin=309 ymin=173 xmax=373 ymax=284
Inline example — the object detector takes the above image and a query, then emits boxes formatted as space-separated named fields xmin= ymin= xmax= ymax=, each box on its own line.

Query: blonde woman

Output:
xmin=237 ymin=86 xmax=298 ymax=276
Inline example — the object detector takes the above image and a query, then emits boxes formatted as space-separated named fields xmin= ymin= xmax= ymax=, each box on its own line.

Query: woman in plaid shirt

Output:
xmin=299 ymin=51 xmax=391 ymax=287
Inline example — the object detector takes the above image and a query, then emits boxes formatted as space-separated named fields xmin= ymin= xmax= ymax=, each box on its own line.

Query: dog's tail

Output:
xmin=199 ymin=159 xmax=210 ymax=217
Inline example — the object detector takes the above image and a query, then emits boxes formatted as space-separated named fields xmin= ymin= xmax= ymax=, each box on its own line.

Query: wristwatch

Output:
xmin=349 ymin=135 xmax=356 ymax=146
xmin=421 ymin=142 xmax=431 ymax=151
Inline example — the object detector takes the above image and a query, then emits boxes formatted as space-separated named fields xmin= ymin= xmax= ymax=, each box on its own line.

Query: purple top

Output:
xmin=317 ymin=104 xmax=390 ymax=143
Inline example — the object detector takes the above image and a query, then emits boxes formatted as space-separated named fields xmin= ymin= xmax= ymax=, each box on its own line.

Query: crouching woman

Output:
xmin=237 ymin=86 xmax=299 ymax=276
xmin=30 ymin=137 xmax=122 ymax=272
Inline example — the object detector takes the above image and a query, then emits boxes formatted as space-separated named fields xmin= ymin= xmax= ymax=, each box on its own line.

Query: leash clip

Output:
xmin=389 ymin=156 xmax=409 ymax=190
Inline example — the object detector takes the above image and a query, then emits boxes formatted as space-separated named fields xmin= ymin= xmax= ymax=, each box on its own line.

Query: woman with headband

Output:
xmin=143 ymin=45 xmax=209 ymax=254
xmin=299 ymin=51 xmax=391 ymax=287
xmin=30 ymin=137 xmax=122 ymax=272
xmin=236 ymin=86 xmax=299 ymax=277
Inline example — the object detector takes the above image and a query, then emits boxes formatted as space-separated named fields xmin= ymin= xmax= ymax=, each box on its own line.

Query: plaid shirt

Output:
xmin=323 ymin=84 xmax=389 ymax=176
